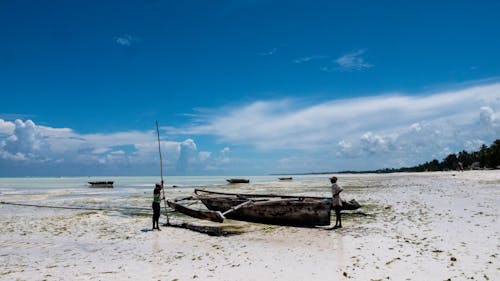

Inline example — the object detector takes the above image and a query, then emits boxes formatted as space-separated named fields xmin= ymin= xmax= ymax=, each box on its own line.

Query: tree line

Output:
xmin=339 ymin=139 xmax=500 ymax=173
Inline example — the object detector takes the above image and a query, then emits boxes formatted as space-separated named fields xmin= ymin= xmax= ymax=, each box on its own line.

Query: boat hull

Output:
xmin=199 ymin=197 xmax=331 ymax=226
xmin=167 ymin=200 xmax=224 ymax=223
xmin=88 ymin=181 xmax=114 ymax=188
xmin=226 ymin=179 xmax=250 ymax=183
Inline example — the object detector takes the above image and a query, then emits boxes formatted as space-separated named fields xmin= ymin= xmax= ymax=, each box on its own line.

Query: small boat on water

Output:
xmin=167 ymin=189 xmax=361 ymax=227
xmin=88 ymin=181 xmax=114 ymax=188
xmin=226 ymin=178 xmax=250 ymax=183
xmin=278 ymin=177 xmax=293 ymax=181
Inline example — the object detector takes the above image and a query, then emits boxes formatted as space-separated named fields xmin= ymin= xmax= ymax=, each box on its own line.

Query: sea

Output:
xmin=0 ymin=175 xmax=335 ymax=217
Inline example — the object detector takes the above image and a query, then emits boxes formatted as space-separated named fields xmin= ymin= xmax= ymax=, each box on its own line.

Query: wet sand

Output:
xmin=1 ymin=171 xmax=499 ymax=280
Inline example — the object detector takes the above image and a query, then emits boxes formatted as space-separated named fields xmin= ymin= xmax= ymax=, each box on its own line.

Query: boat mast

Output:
xmin=156 ymin=120 xmax=169 ymax=225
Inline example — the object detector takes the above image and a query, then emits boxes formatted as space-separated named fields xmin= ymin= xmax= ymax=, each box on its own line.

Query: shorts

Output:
xmin=152 ymin=202 xmax=161 ymax=219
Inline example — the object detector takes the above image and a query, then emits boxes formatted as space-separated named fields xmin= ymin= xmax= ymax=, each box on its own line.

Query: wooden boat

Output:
xmin=194 ymin=189 xmax=361 ymax=210
xmin=194 ymin=189 xmax=363 ymax=226
xmin=278 ymin=177 xmax=293 ymax=181
xmin=88 ymin=181 xmax=114 ymax=188
xmin=167 ymin=200 xmax=224 ymax=223
xmin=167 ymin=189 xmax=361 ymax=227
xmin=198 ymin=196 xmax=330 ymax=226
xmin=226 ymin=178 xmax=250 ymax=183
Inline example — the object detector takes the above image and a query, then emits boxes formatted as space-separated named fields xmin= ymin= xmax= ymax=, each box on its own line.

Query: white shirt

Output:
xmin=331 ymin=183 xmax=343 ymax=207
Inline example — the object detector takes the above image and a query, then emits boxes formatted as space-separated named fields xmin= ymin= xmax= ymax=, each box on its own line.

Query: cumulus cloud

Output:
xmin=0 ymin=115 xmax=245 ymax=176
xmin=479 ymin=106 xmax=499 ymax=132
xmin=176 ymin=139 xmax=198 ymax=173
xmin=360 ymin=132 xmax=395 ymax=154
xmin=1 ymin=120 xmax=51 ymax=162
xmin=0 ymin=119 xmax=15 ymax=135
xmin=0 ymin=119 xmax=219 ymax=175
xmin=337 ymin=140 xmax=355 ymax=157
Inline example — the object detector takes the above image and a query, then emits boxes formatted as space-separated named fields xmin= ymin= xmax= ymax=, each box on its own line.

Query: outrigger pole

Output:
xmin=156 ymin=120 xmax=170 ymax=225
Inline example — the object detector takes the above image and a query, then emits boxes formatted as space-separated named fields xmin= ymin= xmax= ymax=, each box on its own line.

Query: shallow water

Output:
xmin=0 ymin=174 xmax=341 ymax=217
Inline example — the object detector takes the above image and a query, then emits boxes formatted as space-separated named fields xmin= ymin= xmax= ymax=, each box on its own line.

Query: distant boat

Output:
xmin=88 ymin=181 xmax=114 ymax=188
xmin=226 ymin=178 xmax=250 ymax=183
xmin=278 ymin=177 xmax=293 ymax=181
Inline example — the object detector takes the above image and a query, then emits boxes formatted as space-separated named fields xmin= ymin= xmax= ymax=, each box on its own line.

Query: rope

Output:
xmin=0 ymin=201 xmax=151 ymax=212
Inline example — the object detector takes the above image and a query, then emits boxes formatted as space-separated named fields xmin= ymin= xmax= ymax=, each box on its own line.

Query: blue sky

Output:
xmin=1 ymin=0 xmax=499 ymax=176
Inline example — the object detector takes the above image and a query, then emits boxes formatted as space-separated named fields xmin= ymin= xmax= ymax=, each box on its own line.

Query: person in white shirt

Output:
xmin=330 ymin=176 xmax=343 ymax=229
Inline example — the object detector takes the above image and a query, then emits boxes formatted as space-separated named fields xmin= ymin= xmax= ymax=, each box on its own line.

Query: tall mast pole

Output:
xmin=156 ymin=120 xmax=169 ymax=225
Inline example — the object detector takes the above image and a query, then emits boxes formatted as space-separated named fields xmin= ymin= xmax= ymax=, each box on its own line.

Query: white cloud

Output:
xmin=258 ymin=48 xmax=277 ymax=56
xmin=92 ymin=147 xmax=111 ymax=154
xmin=479 ymin=106 xmax=499 ymax=132
xmin=2 ymin=81 xmax=500 ymax=174
xmin=1 ymin=120 xmax=51 ymax=162
xmin=0 ymin=119 xmax=15 ymax=135
xmin=464 ymin=139 xmax=486 ymax=151
xmin=113 ymin=34 xmax=136 ymax=47
xmin=293 ymin=55 xmax=328 ymax=64
xmin=199 ymin=151 xmax=211 ymax=162
xmin=337 ymin=140 xmax=356 ymax=158
xmin=0 ymin=119 xmax=217 ymax=175
xmin=176 ymin=139 xmax=198 ymax=173
xmin=172 ymin=82 xmax=500 ymax=169
xmin=360 ymin=132 xmax=395 ymax=154
xmin=332 ymin=49 xmax=373 ymax=71
xmin=110 ymin=150 xmax=125 ymax=155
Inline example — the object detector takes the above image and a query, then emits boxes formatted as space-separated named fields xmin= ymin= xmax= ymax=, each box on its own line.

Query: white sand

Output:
xmin=1 ymin=171 xmax=499 ymax=280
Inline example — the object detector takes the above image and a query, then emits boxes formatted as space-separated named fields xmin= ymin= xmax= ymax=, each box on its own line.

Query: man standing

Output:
xmin=330 ymin=176 xmax=343 ymax=229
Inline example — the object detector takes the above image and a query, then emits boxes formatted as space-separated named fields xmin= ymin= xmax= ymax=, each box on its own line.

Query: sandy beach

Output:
xmin=1 ymin=171 xmax=498 ymax=280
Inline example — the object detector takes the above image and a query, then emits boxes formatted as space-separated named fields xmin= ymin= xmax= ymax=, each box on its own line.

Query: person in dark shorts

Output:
xmin=330 ymin=176 xmax=343 ymax=229
xmin=152 ymin=182 xmax=163 ymax=230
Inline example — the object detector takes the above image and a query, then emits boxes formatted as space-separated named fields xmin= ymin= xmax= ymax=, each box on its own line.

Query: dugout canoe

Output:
xmin=194 ymin=189 xmax=333 ymax=226
xmin=88 ymin=181 xmax=114 ymax=188
xmin=194 ymin=189 xmax=361 ymax=211
xmin=226 ymin=178 xmax=250 ymax=183
xmin=167 ymin=200 xmax=224 ymax=223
